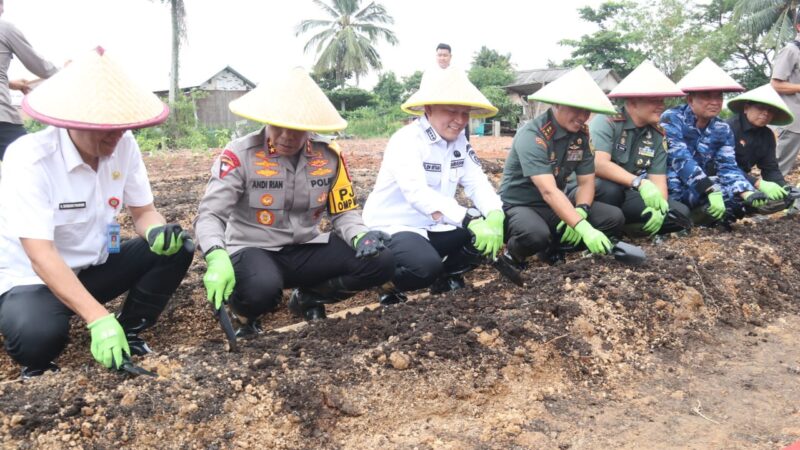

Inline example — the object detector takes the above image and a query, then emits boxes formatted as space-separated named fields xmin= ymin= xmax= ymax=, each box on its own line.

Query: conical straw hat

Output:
xmin=727 ymin=83 xmax=795 ymax=126
xmin=401 ymin=67 xmax=498 ymax=118
xmin=229 ymin=67 xmax=346 ymax=132
xmin=677 ymin=57 xmax=744 ymax=93
xmin=608 ymin=60 xmax=684 ymax=98
xmin=22 ymin=47 xmax=168 ymax=130
xmin=528 ymin=66 xmax=616 ymax=115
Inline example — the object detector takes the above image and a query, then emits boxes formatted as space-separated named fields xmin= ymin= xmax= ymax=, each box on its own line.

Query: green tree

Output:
xmin=311 ymin=68 xmax=350 ymax=91
xmin=401 ymin=70 xmax=423 ymax=99
xmin=328 ymin=86 xmax=375 ymax=111
xmin=734 ymin=0 xmax=799 ymax=51
xmin=468 ymin=66 xmax=515 ymax=90
xmin=296 ymin=0 xmax=399 ymax=87
xmin=472 ymin=46 xmax=513 ymax=70
xmin=373 ymin=72 xmax=404 ymax=105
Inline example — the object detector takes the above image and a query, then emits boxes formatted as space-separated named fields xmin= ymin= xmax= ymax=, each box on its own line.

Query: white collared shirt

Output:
xmin=362 ymin=116 xmax=502 ymax=236
xmin=0 ymin=127 xmax=153 ymax=296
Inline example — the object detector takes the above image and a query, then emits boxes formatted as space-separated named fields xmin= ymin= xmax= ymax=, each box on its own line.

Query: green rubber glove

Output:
xmin=574 ymin=220 xmax=612 ymax=255
xmin=706 ymin=191 xmax=726 ymax=220
xmin=757 ymin=180 xmax=787 ymax=201
xmin=641 ymin=206 xmax=665 ymax=235
xmin=87 ymin=314 xmax=130 ymax=369
xmin=484 ymin=210 xmax=505 ymax=259
xmin=146 ymin=224 xmax=186 ymax=256
xmin=468 ymin=217 xmax=501 ymax=259
xmin=742 ymin=191 xmax=769 ymax=208
xmin=557 ymin=207 xmax=588 ymax=246
xmin=203 ymin=248 xmax=236 ymax=310
xmin=638 ymin=179 xmax=669 ymax=214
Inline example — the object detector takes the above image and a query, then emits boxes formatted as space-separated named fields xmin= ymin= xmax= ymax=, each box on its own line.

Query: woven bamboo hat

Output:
xmin=229 ymin=67 xmax=346 ymax=132
xmin=528 ymin=66 xmax=616 ymax=115
xmin=608 ymin=60 xmax=685 ymax=99
xmin=401 ymin=67 xmax=498 ymax=118
xmin=727 ymin=83 xmax=795 ymax=126
xmin=677 ymin=57 xmax=744 ymax=93
xmin=22 ymin=47 xmax=169 ymax=130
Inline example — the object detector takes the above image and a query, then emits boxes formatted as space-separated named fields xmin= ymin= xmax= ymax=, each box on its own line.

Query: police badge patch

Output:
xmin=219 ymin=149 xmax=240 ymax=179
xmin=467 ymin=146 xmax=481 ymax=167
xmin=425 ymin=127 xmax=438 ymax=142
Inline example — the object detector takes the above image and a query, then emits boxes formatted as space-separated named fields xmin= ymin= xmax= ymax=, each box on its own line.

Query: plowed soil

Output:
xmin=1 ymin=136 xmax=799 ymax=449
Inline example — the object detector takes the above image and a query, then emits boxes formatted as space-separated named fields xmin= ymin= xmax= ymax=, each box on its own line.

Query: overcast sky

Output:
xmin=6 ymin=0 xmax=608 ymax=90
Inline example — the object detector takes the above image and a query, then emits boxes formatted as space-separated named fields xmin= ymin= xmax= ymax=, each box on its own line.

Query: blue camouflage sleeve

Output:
xmin=712 ymin=121 xmax=754 ymax=194
xmin=661 ymin=109 xmax=714 ymax=194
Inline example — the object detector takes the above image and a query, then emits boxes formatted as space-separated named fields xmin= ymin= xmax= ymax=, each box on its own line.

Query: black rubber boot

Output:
xmin=429 ymin=273 xmax=467 ymax=294
xmin=21 ymin=362 xmax=59 ymax=379
xmin=116 ymin=288 xmax=170 ymax=356
xmin=288 ymin=289 xmax=327 ymax=321
xmin=230 ymin=308 xmax=263 ymax=338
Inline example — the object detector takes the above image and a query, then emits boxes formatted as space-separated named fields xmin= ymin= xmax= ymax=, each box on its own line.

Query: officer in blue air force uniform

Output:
xmin=661 ymin=58 xmax=768 ymax=224
xmin=195 ymin=68 xmax=393 ymax=329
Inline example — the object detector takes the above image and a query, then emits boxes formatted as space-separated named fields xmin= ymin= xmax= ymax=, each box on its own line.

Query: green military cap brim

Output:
xmin=528 ymin=66 xmax=617 ymax=115
xmin=727 ymin=83 xmax=795 ymax=126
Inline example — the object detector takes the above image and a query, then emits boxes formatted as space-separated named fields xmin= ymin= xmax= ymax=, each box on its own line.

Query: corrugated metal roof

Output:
xmin=506 ymin=67 xmax=621 ymax=94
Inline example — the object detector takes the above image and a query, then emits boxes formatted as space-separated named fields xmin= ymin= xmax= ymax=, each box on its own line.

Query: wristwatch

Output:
xmin=631 ymin=174 xmax=645 ymax=190
xmin=462 ymin=207 xmax=482 ymax=228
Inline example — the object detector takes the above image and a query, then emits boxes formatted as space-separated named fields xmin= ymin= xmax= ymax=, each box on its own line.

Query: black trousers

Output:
xmin=228 ymin=235 xmax=394 ymax=319
xmin=0 ymin=238 xmax=192 ymax=369
xmin=504 ymin=201 xmax=624 ymax=259
xmin=0 ymin=122 xmax=26 ymax=160
xmin=594 ymin=178 xmax=691 ymax=234
xmin=385 ymin=228 xmax=472 ymax=292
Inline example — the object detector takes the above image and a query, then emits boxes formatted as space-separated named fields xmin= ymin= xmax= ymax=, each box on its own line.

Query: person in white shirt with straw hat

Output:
xmin=0 ymin=47 xmax=193 ymax=377
xmin=362 ymin=67 xmax=512 ymax=305
xmin=195 ymin=67 xmax=394 ymax=328
xmin=588 ymin=60 xmax=692 ymax=235
xmin=499 ymin=67 xmax=625 ymax=270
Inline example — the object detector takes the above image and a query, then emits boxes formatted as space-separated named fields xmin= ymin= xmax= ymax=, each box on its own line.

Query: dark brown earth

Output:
xmin=1 ymin=136 xmax=799 ymax=449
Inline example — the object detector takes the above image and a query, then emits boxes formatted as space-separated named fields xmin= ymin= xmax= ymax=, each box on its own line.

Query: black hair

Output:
xmin=436 ymin=43 xmax=451 ymax=53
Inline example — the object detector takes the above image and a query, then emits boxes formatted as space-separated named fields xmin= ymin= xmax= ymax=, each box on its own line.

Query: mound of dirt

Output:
xmin=1 ymin=139 xmax=799 ymax=449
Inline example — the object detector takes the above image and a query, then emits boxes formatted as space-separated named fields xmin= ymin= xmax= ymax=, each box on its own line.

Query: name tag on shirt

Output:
xmin=639 ymin=146 xmax=655 ymax=157
xmin=566 ymin=150 xmax=583 ymax=161
xmin=450 ymin=159 xmax=464 ymax=168
xmin=423 ymin=162 xmax=441 ymax=172
xmin=59 ymin=202 xmax=86 ymax=210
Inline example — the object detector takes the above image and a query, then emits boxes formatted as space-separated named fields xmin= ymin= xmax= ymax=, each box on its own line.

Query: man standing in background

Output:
xmin=771 ymin=8 xmax=800 ymax=177
xmin=436 ymin=43 xmax=451 ymax=69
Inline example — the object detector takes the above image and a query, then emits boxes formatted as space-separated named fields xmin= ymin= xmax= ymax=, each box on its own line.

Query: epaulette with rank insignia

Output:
xmin=540 ymin=121 xmax=555 ymax=140
xmin=653 ymin=124 xmax=666 ymax=136
xmin=608 ymin=113 xmax=626 ymax=122
xmin=580 ymin=123 xmax=590 ymax=135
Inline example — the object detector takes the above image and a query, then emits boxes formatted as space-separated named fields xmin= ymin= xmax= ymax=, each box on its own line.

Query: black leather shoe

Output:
xmin=229 ymin=309 xmax=263 ymax=338
xmin=288 ymin=289 xmax=327 ymax=321
xmin=21 ymin=362 xmax=59 ymax=379
xmin=379 ymin=291 xmax=408 ymax=306
xmin=493 ymin=252 xmax=525 ymax=286
xmin=126 ymin=334 xmax=153 ymax=356
xmin=429 ymin=274 xmax=466 ymax=295
xmin=537 ymin=249 xmax=565 ymax=266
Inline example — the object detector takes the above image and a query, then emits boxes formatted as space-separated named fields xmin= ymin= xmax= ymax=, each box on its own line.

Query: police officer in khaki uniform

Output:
xmin=195 ymin=68 xmax=394 ymax=328
xmin=589 ymin=61 xmax=692 ymax=235
xmin=499 ymin=67 xmax=625 ymax=271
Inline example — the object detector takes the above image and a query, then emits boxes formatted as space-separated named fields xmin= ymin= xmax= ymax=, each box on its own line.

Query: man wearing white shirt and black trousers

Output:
xmin=363 ymin=68 xmax=518 ymax=305
xmin=0 ymin=48 xmax=192 ymax=378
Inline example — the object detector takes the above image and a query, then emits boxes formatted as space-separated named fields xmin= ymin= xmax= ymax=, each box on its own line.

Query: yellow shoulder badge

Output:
xmin=654 ymin=124 xmax=666 ymax=136
xmin=326 ymin=141 xmax=358 ymax=214
xmin=540 ymin=121 xmax=555 ymax=141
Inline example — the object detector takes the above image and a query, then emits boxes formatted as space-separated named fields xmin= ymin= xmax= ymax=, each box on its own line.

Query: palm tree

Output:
xmin=734 ymin=0 xmax=799 ymax=50
xmin=296 ymin=0 xmax=398 ymax=87
xmin=151 ymin=0 xmax=187 ymax=104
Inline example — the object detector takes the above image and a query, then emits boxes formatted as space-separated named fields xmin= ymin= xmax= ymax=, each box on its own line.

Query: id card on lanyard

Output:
xmin=107 ymin=196 xmax=121 ymax=253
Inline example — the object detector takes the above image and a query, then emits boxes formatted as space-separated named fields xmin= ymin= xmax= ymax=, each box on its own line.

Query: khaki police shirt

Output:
xmin=194 ymin=128 xmax=367 ymax=255
xmin=589 ymin=107 xmax=668 ymax=176
xmin=772 ymin=33 xmax=800 ymax=133
xmin=499 ymin=109 xmax=594 ymax=206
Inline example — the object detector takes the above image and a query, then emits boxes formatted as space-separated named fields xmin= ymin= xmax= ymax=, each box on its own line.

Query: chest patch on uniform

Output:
xmin=310 ymin=177 xmax=332 ymax=188
xmin=616 ymin=143 xmax=627 ymax=153
xmin=308 ymin=158 xmax=329 ymax=168
xmin=535 ymin=136 xmax=548 ymax=148
xmin=638 ymin=146 xmax=655 ymax=158
xmin=453 ymin=150 xmax=461 ymax=157
xmin=739 ymin=139 xmax=746 ymax=146
xmin=567 ymin=150 xmax=583 ymax=161
xmin=451 ymin=159 xmax=464 ymax=168
xmin=328 ymin=149 xmax=358 ymax=215
xmin=424 ymin=162 xmax=442 ymax=172
xmin=310 ymin=167 xmax=333 ymax=176
xmin=59 ymin=201 xmax=86 ymax=210
xmin=251 ymin=180 xmax=283 ymax=189
xmin=257 ymin=168 xmax=279 ymax=177
xmin=260 ymin=194 xmax=274 ymax=207
xmin=255 ymin=159 xmax=279 ymax=169
xmin=540 ymin=121 xmax=555 ymax=140
xmin=219 ymin=150 xmax=240 ymax=179
xmin=256 ymin=210 xmax=275 ymax=226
